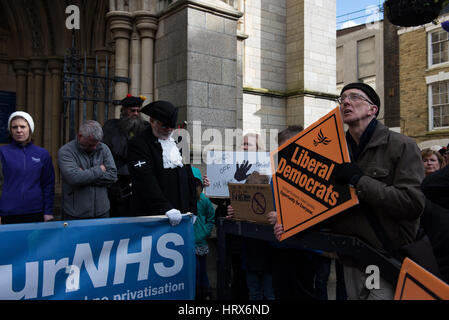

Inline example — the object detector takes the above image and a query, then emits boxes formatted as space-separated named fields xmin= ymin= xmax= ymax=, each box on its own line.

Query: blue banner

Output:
xmin=0 ymin=216 xmax=196 ymax=300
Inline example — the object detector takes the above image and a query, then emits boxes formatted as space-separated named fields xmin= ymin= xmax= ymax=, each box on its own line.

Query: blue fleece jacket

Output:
xmin=0 ymin=141 xmax=55 ymax=216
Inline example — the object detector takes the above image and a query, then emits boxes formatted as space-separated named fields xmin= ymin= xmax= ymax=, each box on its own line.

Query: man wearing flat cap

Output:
xmin=329 ymin=82 xmax=425 ymax=299
xmin=126 ymin=100 xmax=197 ymax=225
xmin=102 ymin=94 xmax=149 ymax=217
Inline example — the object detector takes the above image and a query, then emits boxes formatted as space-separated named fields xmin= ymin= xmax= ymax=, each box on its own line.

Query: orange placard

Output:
xmin=394 ymin=258 xmax=449 ymax=300
xmin=270 ymin=107 xmax=358 ymax=240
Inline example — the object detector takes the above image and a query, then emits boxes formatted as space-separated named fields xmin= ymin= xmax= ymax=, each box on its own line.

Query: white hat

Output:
xmin=8 ymin=111 xmax=35 ymax=134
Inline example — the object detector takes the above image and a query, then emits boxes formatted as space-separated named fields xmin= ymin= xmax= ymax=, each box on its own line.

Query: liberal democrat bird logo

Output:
xmin=313 ymin=129 xmax=331 ymax=147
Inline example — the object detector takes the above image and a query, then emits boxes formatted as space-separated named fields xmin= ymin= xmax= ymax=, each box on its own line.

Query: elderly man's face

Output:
xmin=124 ymin=106 xmax=141 ymax=119
xmin=339 ymin=89 xmax=377 ymax=125
xmin=150 ymin=118 xmax=174 ymax=140
xmin=78 ymin=134 xmax=100 ymax=152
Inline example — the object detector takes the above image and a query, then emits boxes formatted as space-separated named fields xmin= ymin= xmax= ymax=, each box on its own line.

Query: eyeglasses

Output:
xmin=337 ymin=93 xmax=374 ymax=105
xmin=154 ymin=119 xmax=173 ymax=129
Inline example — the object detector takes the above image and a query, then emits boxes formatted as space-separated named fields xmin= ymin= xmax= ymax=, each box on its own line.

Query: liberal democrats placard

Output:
xmin=270 ymin=107 xmax=359 ymax=240
xmin=0 ymin=216 xmax=195 ymax=300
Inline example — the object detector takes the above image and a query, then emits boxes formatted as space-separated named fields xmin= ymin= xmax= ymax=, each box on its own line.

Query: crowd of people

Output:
xmin=0 ymin=82 xmax=448 ymax=299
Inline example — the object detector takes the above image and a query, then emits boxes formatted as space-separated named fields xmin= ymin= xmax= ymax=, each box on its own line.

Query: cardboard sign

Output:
xmin=205 ymin=151 xmax=271 ymax=198
xmin=270 ymin=107 xmax=359 ymax=240
xmin=394 ymin=258 xmax=449 ymax=300
xmin=228 ymin=183 xmax=274 ymax=224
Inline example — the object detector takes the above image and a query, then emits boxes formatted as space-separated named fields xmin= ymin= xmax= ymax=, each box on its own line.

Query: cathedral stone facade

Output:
xmin=0 ymin=0 xmax=337 ymax=171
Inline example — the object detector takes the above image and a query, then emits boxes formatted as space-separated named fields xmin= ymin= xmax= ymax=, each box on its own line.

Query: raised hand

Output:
xmin=234 ymin=160 xmax=252 ymax=181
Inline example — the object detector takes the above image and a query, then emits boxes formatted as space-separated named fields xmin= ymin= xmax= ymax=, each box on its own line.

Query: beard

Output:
xmin=119 ymin=115 xmax=147 ymax=136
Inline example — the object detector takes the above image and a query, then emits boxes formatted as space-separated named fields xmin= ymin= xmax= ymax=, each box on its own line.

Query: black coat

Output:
xmin=102 ymin=119 xmax=149 ymax=175
xmin=420 ymin=199 xmax=449 ymax=283
xmin=127 ymin=127 xmax=197 ymax=216
xmin=421 ymin=165 xmax=449 ymax=210
xmin=421 ymin=168 xmax=449 ymax=283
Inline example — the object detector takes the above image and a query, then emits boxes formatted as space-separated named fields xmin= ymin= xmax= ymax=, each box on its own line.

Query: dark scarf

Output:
xmin=346 ymin=118 xmax=378 ymax=162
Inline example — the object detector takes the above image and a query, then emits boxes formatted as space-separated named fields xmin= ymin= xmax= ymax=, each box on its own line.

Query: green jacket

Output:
xmin=330 ymin=122 xmax=425 ymax=250
xmin=194 ymin=193 xmax=215 ymax=248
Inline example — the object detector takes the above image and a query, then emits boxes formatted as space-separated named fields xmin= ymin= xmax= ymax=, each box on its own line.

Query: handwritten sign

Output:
xmin=228 ymin=183 xmax=274 ymax=224
xmin=271 ymin=107 xmax=359 ymax=240
xmin=205 ymin=151 xmax=271 ymax=198
xmin=394 ymin=258 xmax=449 ymax=300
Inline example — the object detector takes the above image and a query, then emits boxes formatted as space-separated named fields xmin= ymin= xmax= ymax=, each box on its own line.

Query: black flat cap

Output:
xmin=141 ymin=100 xmax=178 ymax=128
xmin=121 ymin=94 xmax=145 ymax=108
xmin=340 ymin=82 xmax=380 ymax=117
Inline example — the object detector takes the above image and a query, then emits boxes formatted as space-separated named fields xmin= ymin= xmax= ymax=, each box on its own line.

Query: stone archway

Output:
xmin=0 ymin=0 xmax=112 ymax=159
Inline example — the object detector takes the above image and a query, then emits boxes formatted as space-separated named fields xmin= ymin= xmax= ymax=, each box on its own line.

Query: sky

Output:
xmin=337 ymin=0 xmax=385 ymax=30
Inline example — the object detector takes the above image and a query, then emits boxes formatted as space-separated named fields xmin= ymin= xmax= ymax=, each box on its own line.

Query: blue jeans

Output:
xmin=196 ymin=254 xmax=210 ymax=298
xmin=315 ymin=256 xmax=347 ymax=300
xmin=246 ymin=271 xmax=275 ymax=300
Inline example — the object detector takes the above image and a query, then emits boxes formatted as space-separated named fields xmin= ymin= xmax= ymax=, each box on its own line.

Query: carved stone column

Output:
xmin=129 ymin=30 xmax=141 ymax=96
xmin=48 ymin=57 xmax=64 ymax=159
xmin=94 ymin=47 xmax=113 ymax=123
xmin=107 ymin=11 xmax=132 ymax=117
xmin=12 ymin=59 xmax=29 ymax=109
xmin=135 ymin=11 xmax=158 ymax=101
xmin=29 ymin=57 xmax=47 ymax=146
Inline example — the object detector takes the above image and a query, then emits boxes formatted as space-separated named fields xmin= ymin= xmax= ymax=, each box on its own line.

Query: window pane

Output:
xmin=443 ymin=42 xmax=449 ymax=62
xmin=433 ymin=54 xmax=439 ymax=65
xmin=443 ymin=115 xmax=449 ymax=126
xmin=430 ymin=30 xmax=449 ymax=65
xmin=430 ymin=82 xmax=449 ymax=128
xmin=433 ymin=43 xmax=440 ymax=53
xmin=433 ymin=94 xmax=440 ymax=105
xmin=433 ymin=84 xmax=440 ymax=95
xmin=434 ymin=114 xmax=441 ymax=127
xmin=443 ymin=105 xmax=449 ymax=115
xmin=441 ymin=83 xmax=448 ymax=95
xmin=432 ymin=32 xmax=439 ymax=43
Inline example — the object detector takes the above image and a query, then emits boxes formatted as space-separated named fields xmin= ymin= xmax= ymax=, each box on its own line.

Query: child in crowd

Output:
xmin=192 ymin=167 xmax=215 ymax=300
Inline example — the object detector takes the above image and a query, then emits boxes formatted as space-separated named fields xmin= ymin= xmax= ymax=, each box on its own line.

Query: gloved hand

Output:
xmin=165 ymin=208 xmax=182 ymax=226
xmin=334 ymin=162 xmax=364 ymax=186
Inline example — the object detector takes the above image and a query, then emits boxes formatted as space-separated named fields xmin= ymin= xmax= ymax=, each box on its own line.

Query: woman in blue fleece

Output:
xmin=0 ymin=111 xmax=55 ymax=224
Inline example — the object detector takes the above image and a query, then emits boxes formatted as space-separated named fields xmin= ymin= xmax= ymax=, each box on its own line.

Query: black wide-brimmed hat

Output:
xmin=340 ymin=82 xmax=380 ymax=117
xmin=120 ymin=94 xmax=146 ymax=108
xmin=141 ymin=100 xmax=178 ymax=128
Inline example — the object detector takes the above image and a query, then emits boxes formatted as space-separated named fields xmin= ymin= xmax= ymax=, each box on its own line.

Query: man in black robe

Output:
xmin=127 ymin=100 xmax=197 ymax=224
xmin=102 ymin=94 xmax=149 ymax=217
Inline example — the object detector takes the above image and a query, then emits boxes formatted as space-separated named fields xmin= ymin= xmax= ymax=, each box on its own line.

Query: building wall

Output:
xmin=336 ymin=21 xmax=385 ymax=123
xmin=398 ymin=27 xmax=428 ymax=140
xmin=242 ymin=0 xmax=287 ymax=134
xmin=383 ymin=19 xmax=400 ymax=129
xmin=242 ymin=0 xmax=337 ymax=135
xmin=398 ymin=18 xmax=449 ymax=148
xmin=0 ymin=0 xmax=339 ymax=166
